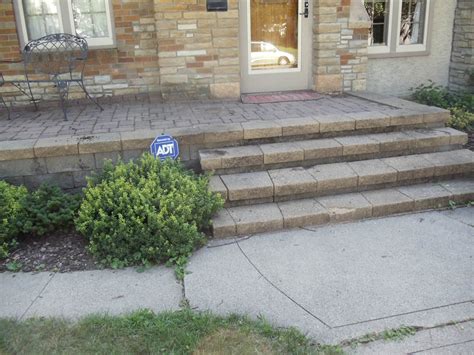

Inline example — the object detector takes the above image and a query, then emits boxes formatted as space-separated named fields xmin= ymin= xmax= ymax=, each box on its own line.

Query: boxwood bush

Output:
xmin=75 ymin=154 xmax=223 ymax=268
xmin=0 ymin=181 xmax=28 ymax=258
xmin=22 ymin=184 xmax=82 ymax=236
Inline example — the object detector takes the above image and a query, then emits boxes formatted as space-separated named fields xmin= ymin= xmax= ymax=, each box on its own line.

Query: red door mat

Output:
xmin=241 ymin=90 xmax=324 ymax=104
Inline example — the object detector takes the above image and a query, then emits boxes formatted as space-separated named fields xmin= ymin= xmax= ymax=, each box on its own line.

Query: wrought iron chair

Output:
xmin=0 ymin=33 xmax=103 ymax=120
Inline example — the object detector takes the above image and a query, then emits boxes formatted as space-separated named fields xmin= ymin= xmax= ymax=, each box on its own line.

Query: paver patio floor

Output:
xmin=0 ymin=94 xmax=395 ymax=141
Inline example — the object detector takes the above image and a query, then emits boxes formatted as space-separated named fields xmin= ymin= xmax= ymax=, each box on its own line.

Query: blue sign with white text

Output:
xmin=150 ymin=135 xmax=179 ymax=160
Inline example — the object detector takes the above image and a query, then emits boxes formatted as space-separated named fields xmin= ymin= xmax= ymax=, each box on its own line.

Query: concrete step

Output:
xmin=211 ymin=179 xmax=474 ymax=238
xmin=210 ymin=149 xmax=474 ymax=206
xmin=200 ymin=127 xmax=467 ymax=174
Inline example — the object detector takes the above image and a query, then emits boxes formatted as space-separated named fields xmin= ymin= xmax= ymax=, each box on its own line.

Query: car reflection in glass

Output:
xmin=251 ymin=41 xmax=297 ymax=69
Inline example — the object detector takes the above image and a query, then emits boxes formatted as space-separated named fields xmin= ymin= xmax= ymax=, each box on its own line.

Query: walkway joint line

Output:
xmin=408 ymin=339 xmax=474 ymax=354
xmin=235 ymin=239 xmax=332 ymax=329
xmin=20 ymin=272 xmax=56 ymax=320
xmin=332 ymin=300 xmax=474 ymax=329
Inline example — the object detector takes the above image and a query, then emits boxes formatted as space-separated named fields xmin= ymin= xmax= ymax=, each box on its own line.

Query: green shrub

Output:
xmin=0 ymin=181 xmax=28 ymax=258
xmin=411 ymin=81 xmax=473 ymax=131
xmin=448 ymin=107 xmax=474 ymax=131
xmin=22 ymin=184 xmax=82 ymax=236
xmin=75 ymin=154 xmax=223 ymax=268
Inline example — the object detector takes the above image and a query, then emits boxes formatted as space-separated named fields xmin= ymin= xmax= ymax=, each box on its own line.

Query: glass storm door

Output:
xmin=240 ymin=0 xmax=313 ymax=93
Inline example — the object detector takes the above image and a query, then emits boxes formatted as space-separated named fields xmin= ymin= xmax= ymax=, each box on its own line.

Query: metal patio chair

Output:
xmin=0 ymin=33 xmax=103 ymax=120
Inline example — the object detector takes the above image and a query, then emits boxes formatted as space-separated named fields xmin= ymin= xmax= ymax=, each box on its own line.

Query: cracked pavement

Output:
xmin=1 ymin=208 xmax=473 ymax=353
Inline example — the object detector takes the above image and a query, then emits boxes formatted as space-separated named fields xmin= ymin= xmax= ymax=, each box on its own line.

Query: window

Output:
xmin=14 ymin=0 xmax=115 ymax=48
xmin=364 ymin=0 xmax=430 ymax=56
xmin=365 ymin=0 xmax=390 ymax=47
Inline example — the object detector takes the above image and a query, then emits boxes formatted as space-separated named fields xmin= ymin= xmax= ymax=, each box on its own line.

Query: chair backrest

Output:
xmin=23 ymin=33 xmax=88 ymax=76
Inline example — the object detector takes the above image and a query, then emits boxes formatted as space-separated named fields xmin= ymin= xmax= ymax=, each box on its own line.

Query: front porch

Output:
xmin=0 ymin=92 xmax=455 ymax=192
xmin=0 ymin=93 xmax=390 ymax=142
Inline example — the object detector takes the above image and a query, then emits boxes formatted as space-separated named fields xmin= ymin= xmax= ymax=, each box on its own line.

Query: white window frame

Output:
xmin=14 ymin=0 xmax=116 ymax=49
xmin=365 ymin=0 xmax=432 ymax=57
xmin=395 ymin=0 xmax=430 ymax=53
xmin=366 ymin=0 xmax=394 ymax=55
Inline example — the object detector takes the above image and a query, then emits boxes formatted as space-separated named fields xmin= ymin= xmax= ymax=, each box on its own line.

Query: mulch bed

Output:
xmin=0 ymin=230 xmax=99 ymax=273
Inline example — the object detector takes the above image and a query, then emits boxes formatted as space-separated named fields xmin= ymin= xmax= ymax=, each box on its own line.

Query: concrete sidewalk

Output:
xmin=1 ymin=208 xmax=473 ymax=353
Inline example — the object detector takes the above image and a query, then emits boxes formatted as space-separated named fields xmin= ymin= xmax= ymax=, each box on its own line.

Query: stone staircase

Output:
xmin=199 ymin=106 xmax=474 ymax=238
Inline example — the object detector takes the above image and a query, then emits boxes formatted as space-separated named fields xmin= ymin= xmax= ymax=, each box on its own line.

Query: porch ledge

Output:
xmin=0 ymin=95 xmax=450 ymax=163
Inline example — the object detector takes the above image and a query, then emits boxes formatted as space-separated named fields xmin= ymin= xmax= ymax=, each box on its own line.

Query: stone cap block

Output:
xmin=362 ymin=189 xmax=414 ymax=217
xmin=212 ymin=209 xmax=236 ymax=238
xmin=317 ymin=192 xmax=373 ymax=222
xmin=227 ymin=203 xmax=283 ymax=235
xmin=78 ymin=133 xmax=122 ymax=154
xmin=0 ymin=139 xmax=36 ymax=161
xmin=34 ymin=136 xmax=79 ymax=158
xmin=120 ymin=129 xmax=158 ymax=150
xmin=203 ymin=124 xmax=243 ymax=143
xmin=241 ymin=121 xmax=282 ymax=140
xmin=278 ymin=199 xmax=329 ymax=229
xmin=278 ymin=117 xmax=320 ymax=136
xmin=221 ymin=171 xmax=273 ymax=201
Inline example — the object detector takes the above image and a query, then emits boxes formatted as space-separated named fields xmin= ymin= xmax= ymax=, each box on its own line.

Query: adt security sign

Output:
xmin=150 ymin=135 xmax=179 ymax=160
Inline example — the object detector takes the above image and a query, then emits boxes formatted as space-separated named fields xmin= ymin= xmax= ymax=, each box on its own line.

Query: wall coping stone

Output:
xmin=0 ymin=95 xmax=451 ymax=163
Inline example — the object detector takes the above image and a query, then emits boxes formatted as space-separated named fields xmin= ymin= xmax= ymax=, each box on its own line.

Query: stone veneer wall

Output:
xmin=313 ymin=0 xmax=370 ymax=93
xmin=0 ymin=0 xmax=159 ymax=106
xmin=0 ymin=0 xmax=370 ymax=103
xmin=154 ymin=0 xmax=240 ymax=99
xmin=448 ymin=0 xmax=474 ymax=93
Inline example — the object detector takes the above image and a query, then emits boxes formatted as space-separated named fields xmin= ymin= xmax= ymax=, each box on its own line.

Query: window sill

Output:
xmin=368 ymin=49 xmax=431 ymax=59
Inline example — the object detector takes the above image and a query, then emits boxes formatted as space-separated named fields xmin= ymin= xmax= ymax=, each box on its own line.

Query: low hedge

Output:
xmin=0 ymin=181 xmax=28 ymax=258
xmin=75 ymin=154 xmax=223 ymax=268
xmin=0 ymin=182 xmax=81 ymax=258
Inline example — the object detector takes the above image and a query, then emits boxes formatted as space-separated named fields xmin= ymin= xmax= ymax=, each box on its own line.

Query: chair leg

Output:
xmin=78 ymin=80 xmax=103 ymax=111
xmin=25 ymin=79 xmax=38 ymax=111
xmin=56 ymin=80 xmax=69 ymax=121
xmin=0 ymin=95 xmax=10 ymax=120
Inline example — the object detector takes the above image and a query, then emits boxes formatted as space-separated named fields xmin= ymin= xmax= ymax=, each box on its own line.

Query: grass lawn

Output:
xmin=0 ymin=309 xmax=343 ymax=354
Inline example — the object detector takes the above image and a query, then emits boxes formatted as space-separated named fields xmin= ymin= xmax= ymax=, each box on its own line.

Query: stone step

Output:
xmin=197 ymin=107 xmax=448 ymax=145
xmin=210 ymin=149 xmax=474 ymax=206
xmin=200 ymin=127 xmax=467 ymax=173
xmin=211 ymin=179 xmax=474 ymax=238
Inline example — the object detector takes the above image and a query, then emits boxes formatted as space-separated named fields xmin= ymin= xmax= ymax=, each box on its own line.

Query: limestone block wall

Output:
xmin=312 ymin=0 xmax=370 ymax=93
xmin=154 ymin=0 xmax=240 ymax=100
xmin=449 ymin=0 xmax=474 ymax=93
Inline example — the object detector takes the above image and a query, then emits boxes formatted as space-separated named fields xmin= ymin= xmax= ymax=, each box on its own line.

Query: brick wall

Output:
xmin=449 ymin=0 xmax=474 ymax=93
xmin=0 ymin=0 xmax=159 ymax=106
xmin=154 ymin=0 xmax=240 ymax=100
xmin=313 ymin=0 xmax=370 ymax=93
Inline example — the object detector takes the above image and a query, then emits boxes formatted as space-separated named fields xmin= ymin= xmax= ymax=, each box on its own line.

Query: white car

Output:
xmin=251 ymin=41 xmax=296 ymax=67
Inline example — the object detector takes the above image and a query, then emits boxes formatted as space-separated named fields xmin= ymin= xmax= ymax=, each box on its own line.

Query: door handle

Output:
xmin=299 ymin=0 xmax=309 ymax=18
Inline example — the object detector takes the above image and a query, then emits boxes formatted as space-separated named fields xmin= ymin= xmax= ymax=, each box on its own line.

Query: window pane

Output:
xmin=250 ymin=0 xmax=299 ymax=71
xmin=22 ymin=0 xmax=61 ymax=40
xmin=72 ymin=0 xmax=109 ymax=38
xmin=364 ymin=0 xmax=390 ymax=46
xmin=400 ymin=0 xmax=426 ymax=45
